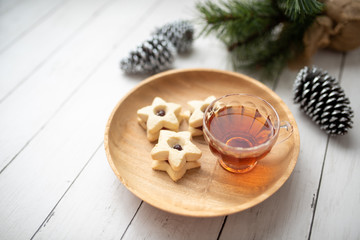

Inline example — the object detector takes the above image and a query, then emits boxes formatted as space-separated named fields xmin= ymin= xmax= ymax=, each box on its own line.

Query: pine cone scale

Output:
xmin=154 ymin=20 xmax=194 ymax=53
xmin=293 ymin=66 xmax=354 ymax=135
xmin=120 ymin=34 xmax=175 ymax=74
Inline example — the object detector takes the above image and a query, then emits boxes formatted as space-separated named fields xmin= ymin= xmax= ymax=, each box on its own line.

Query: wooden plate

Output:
xmin=104 ymin=69 xmax=300 ymax=217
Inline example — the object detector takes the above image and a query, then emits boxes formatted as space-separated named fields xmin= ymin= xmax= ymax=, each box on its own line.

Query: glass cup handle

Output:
xmin=276 ymin=121 xmax=293 ymax=145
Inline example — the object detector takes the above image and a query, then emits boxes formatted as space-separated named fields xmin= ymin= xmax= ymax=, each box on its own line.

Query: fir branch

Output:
xmin=232 ymin=19 xmax=313 ymax=79
xmin=196 ymin=0 xmax=323 ymax=81
xmin=196 ymin=0 xmax=283 ymax=45
xmin=227 ymin=21 xmax=277 ymax=51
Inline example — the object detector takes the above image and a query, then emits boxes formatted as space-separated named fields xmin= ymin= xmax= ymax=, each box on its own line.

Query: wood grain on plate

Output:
xmin=104 ymin=69 xmax=300 ymax=217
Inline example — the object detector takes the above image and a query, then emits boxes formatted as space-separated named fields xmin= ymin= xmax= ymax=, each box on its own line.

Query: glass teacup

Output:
xmin=203 ymin=93 xmax=293 ymax=173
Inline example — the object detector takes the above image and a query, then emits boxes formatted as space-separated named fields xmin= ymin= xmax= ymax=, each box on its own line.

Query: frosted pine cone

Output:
xmin=154 ymin=20 xmax=194 ymax=53
xmin=293 ymin=66 xmax=354 ymax=135
xmin=120 ymin=35 xmax=175 ymax=74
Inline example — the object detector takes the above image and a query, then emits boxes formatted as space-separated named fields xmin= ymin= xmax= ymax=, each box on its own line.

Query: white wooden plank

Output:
xmin=33 ymin=147 xmax=142 ymax=240
xmin=219 ymin=50 xmax=343 ymax=239
xmin=25 ymin=1 xmax=229 ymax=239
xmin=311 ymin=48 xmax=360 ymax=239
xmin=0 ymin=48 xmax=139 ymax=239
xmin=0 ymin=0 xmax=110 ymax=102
xmin=0 ymin=1 xmax=161 ymax=239
xmin=0 ymin=0 xmax=157 ymax=171
xmin=0 ymin=0 xmax=65 ymax=52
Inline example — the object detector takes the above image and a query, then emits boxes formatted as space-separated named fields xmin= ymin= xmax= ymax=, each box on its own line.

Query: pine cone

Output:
xmin=120 ymin=35 xmax=175 ymax=74
xmin=154 ymin=20 xmax=194 ymax=53
xmin=293 ymin=66 xmax=354 ymax=135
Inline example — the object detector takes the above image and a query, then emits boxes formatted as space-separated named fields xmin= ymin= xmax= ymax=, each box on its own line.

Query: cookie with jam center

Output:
xmin=137 ymin=97 xmax=182 ymax=141
xmin=150 ymin=130 xmax=202 ymax=181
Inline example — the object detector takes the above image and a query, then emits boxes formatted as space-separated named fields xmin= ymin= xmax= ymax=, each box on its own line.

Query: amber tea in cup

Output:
xmin=203 ymin=94 xmax=293 ymax=173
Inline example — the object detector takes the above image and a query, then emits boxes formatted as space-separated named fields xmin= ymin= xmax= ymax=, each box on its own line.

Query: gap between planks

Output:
xmin=0 ymin=0 xmax=160 ymax=174
xmin=216 ymin=216 xmax=228 ymax=240
xmin=215 ymin=69 xmax=282 ymax=240
xmin=30 ymin=142 xmax=103 ymax=239
xmin=0 ymin=0 xmax=68 ymax=54
xmin=120 ymin=201 xmax=144 ymax=240
xmin=18 ymin=0 xmax=163 ymax=238
xmin=1 ymin=0 xmax=173 ymax=236
xmin=307 ymin=52 xmax=347 ymax=240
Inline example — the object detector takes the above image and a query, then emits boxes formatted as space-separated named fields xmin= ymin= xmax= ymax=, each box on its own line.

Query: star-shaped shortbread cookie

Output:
xmin=187 ymin=96 xmax=216 ymax=136
xmin=152 ymin=160 xmax=200 ymax=182
xmin=137 ymin=97 xmax=182 ymax=141
xmin=151 ymin=130 xmax=202 ymax=172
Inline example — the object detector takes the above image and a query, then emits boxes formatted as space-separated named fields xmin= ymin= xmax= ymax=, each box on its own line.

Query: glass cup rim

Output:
xmin=202 ymin=93 xmax=280 ymax=152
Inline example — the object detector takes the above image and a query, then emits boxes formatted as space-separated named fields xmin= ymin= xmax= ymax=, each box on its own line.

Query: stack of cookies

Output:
xmin=187 ymin=96 xmax=216 ymax=136
xmin=137 ymin=96 xmax=215 ymax=181
xmin=151 ymin=130 xmax=201 ymax=181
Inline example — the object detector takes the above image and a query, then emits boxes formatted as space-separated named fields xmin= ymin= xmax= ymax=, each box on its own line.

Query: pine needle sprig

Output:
xmin=279 ymin=0 xmax=324 ymax=22
xmin=196 ymin=0 xmax=283 ymax=45
xmin=196 ymin=0 xmax=324 ymax=81
xmin=232 ymin=18 xmax=314 ymax=79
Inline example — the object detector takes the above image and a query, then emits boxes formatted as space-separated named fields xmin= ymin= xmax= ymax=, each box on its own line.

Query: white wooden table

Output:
xmin=1 ymin=0 xmax=359 ymax=239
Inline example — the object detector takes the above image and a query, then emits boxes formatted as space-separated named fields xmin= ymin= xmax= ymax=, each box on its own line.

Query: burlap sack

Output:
xmin=290 ymin=0 xmax=360 ymax=68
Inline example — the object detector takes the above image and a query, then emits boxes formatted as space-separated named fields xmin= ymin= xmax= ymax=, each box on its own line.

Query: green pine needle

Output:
xmin=279 ymin=0 xmax=324 ymax=22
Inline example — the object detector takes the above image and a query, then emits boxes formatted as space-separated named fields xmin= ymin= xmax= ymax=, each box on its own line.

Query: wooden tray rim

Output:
xmin=104 ymin=68 xmax=300 ymax=217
